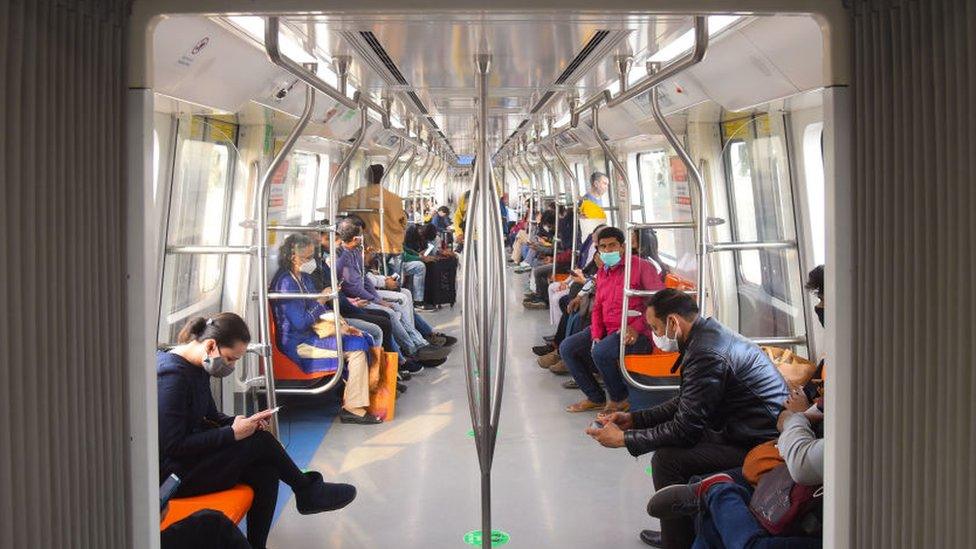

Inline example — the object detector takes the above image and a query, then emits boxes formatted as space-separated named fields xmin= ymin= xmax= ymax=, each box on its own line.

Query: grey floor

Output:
xmin=269 ymin=271 xmax=666 ymax=548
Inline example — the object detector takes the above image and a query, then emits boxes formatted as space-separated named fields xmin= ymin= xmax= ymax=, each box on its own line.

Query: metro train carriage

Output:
xmin=3 ymin=1 xmax=975 ymax=549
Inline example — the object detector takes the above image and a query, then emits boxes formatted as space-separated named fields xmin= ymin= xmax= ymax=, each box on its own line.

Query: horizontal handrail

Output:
xmin=166 ymin=245 xmax=255 ymax=255
xmin=266 ymin=292 xmax=335 ymax=301
xmin=265 ymin=17 xmax=357 ymax=110
xmin=628 ymin=221 xmax=695 ymax=230
xmin=707 ymin=240 xmax=797 ymax=252
xmin=751 ymin=335 xmax=808 ymax=347
xmin=266 ymin=224 xmax=332 ymax=233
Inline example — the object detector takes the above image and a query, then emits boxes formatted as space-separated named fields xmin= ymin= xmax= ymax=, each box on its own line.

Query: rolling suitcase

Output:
xmin=423 ymin=256 xmax=458 ymax=307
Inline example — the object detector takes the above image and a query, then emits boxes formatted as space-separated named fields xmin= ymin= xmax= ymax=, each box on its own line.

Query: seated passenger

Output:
xmin=524 ymin=206 xmax=577 ymax=309
xmin=646 ymin=387 xmax=824 ymax=549
xmin=269 ymin=234 xmax=382 ymax=424
xmin=158 ymin=314 xmax=357 ymax=549
xmin=334 ymin=219 xmax=450 ymax=363
xmin=561 ymin=227 xmax=665 ymax=414
xmin=586 ymin=289 xmax=789 ymax=548
xmin=310 ymin=224 xmax=423 ymax=378
xmin=431 ymin=205 xmax=452 ymax=232
xmin=401 ymin=224 xmax=431 ymax=308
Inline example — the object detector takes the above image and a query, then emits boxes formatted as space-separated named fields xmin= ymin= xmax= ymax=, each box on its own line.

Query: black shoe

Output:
xmin=396 ymin=381 xmax=407 ymax=393
xmin=420 ymin=357 xmax=447 ymax=368
xmin=414 ymin=302 xmax=437 ymax=312
xmin=411 ymin=344 xmax=451 ymax=361
xmin=523 ymin=300 xmax=548 ymax=310
xmin=295 ymin=472 xmax=357 ymax=514
xmin=639 ymin=530 xmax=663 ymax=548
xmin=397 ymin=369 xmax=412 ymax=381
xmin=339 ymin=409 xmax=383 ymax=425
xmin=646 ymin=473 xmax=734 ymax=519
xmin=532 ymin=344 xmax=554 ymax=356
xmin=402 ymin=359 xmax=424 ymax=374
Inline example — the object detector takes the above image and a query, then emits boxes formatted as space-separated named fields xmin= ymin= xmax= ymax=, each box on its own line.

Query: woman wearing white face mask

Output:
xmin=158 ymin=313 xmax=358 ymax=549
xmin=269 ymin=234 xmax=382 ymax=424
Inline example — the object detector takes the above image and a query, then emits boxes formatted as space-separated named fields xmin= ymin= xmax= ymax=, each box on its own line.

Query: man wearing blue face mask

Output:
xmin=586 ymin=289 xmax=789 ymax=549
xmin=560 ymin=226 xmax=665 ymax=414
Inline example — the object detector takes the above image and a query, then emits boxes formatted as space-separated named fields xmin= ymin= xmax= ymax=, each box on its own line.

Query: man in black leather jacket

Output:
xmin=586 ymin=289 xmax=788 ymax=549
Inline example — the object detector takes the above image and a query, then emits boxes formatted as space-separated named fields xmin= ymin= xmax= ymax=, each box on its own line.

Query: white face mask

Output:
xmin=298 ymin=258 xmax=317 ymax=274
xmin=652 ymin=316 xmax=680 ymax=353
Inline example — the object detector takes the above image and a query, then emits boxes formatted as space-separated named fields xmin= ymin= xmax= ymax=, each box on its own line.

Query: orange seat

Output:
xmin=160 ymin=484 xmax=254 ymax=531
xmin=624 ymin=352 xmax=682 ymax=377
xmin=664 ymin=273 xmax=696 ymax=291
xmin=552 ymin=273 xmax=570 ymax=283
xmin=269 ymin=306 xmax=334 ymax=382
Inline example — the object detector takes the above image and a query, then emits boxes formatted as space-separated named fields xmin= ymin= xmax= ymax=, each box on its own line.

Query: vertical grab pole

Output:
xmin=518 ymin=156 xmax=536 ymax=239
xmin=378 ymin=136 xmax=407 ymax=276
xmin=537 ymin=147 xmax=562 ymax=281
xmin=255 ymin=72 xmax=316 ymax=436
xmin=550 ymin=143 xmax=581 ymax=268
xmin=650 ymin=82 xmax=707 ymax=314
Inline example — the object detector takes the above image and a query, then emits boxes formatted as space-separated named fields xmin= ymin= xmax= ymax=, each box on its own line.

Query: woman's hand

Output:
xmin=343 ymin=325 xmax=363 ymax=337
xmin=231 ymin=415 xmax=258 ymax=441
xmin=567 ymin=296 xmax=582 ymax=313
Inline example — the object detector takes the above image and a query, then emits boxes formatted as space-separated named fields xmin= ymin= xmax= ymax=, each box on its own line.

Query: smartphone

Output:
xmin=253 ymin=406 xmax=282 ymax=419
xmin=159 ymin=474 xmax=181 ymax=511
xmin=589 ymin=420 xmax=605 ymax=431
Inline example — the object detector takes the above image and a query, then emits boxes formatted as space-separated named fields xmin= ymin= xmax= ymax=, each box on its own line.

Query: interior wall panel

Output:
xmin=852 ymin=1 xmax=974 ymax=547
xmin=0 ymin=0 xmax=129 ymax=547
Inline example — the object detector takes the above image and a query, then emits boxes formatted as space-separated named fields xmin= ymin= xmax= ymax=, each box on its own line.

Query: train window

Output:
xmin=727 ymin=140 xmax=763 ymax=284
xmin=636 ymin=150 xmax=694 ymax=267
xmin=803 ymin=122 xmax=826 ymax=264
xmin=158 ymin=116 xmax=240 ymax=343
xmin=277 ymin=151 xmax=319 ymax=225
xmin=313 ymin=154 xmax=331 ymax=216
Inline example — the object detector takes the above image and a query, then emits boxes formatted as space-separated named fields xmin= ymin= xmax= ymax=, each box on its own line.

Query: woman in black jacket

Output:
xmin=157 ymin=313 xmax=357 ymax=549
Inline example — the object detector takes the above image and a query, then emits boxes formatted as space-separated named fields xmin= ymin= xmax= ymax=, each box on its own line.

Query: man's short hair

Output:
xmin=590 ymin=171 xmax=608 ymax=186
xmin=596 ymin=226 xmax=625 ymax=245
xmin=366 ymin=164 xmax=384 ymax=184
xmin=647 ymin=288 xmax=700 ymax=321
xmin=336 ymin=219 xmax=362 ymax=242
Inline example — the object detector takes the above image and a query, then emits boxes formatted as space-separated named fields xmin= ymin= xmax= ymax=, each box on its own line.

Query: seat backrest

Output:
xmin=268 ymin=306 xmax=332 ymax=381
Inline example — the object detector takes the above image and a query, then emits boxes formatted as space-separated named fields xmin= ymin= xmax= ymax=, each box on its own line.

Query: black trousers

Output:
xmin=532 ymin=261 xmax=570 ymax=303
xmin=345 ymin=309 xmax=395 ymax=352
xmin=161 ymin=509 xmax=250 ymax=549
xmin=650 ymin=442 xmax=752 ymax=549
xmin=176 ymin=430 xmax=308 ymax=549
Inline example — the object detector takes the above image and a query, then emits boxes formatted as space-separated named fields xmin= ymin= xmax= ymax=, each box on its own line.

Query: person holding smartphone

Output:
xmin=157 ymin=313 xmax=357 ymax=549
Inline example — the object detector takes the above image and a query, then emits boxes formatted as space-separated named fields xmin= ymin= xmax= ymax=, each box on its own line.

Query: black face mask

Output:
xmin=815 ymin=306 xmax=824 ymax=327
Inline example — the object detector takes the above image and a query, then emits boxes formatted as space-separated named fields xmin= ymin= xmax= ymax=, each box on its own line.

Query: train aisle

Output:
xmin=268 ymin=270 xmax=668 ymax=548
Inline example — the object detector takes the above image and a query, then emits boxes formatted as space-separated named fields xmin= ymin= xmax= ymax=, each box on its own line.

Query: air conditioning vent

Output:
xmin=406 ymin=91 xmax=429 ymax=115
xmin=358 ymin=31 xmax=408 ymax=85
xmin=554 ymin=30 xmax=611 ymax=85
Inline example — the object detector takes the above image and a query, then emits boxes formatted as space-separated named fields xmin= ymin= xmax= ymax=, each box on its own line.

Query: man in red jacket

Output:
xmin=560 ymin=226 xmax=665 ymax=414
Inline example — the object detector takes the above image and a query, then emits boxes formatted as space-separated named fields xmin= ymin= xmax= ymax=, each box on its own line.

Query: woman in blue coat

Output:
xmin=270 ymin=234 xmax=381 ymax=424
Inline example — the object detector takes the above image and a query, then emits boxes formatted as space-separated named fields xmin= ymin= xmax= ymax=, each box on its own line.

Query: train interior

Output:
xmin=144 ymin=10 xmax=833 ymax=548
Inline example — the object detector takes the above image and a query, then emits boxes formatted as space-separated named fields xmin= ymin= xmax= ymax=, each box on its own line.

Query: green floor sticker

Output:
xmin=463 ymin=529 xmax=510 ymax=547
xmin=467 ymin=429 xmax=475 ymax=437
xmin=645 ymin=465 xmax=653 ymax=477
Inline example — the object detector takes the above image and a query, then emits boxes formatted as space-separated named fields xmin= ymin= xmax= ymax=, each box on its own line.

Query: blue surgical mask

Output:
xmin=600 ymin=251 xmax=621 ymax=268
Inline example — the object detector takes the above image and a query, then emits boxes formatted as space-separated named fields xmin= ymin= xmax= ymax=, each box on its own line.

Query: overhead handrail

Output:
xmin=590 ymin=105 xmax=626 ymax=227
xmin=549 ymin=143 xmax=581 ymax=269
xmin=494 ymin=16 xmax=706 ymax=162
xmin=264 ymin=18 xmax=356 ymax=110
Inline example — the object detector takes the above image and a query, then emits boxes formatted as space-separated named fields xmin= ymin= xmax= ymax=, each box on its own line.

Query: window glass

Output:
xmin=803 ymin=122 xmax=826 ymax=265
xmin=728 ymin=141 xmax=763 ymax=284
xmin=636 ymin=150 xmax=695 ymax=269
xmin=158 ymin=116 xmax=239 ymax=343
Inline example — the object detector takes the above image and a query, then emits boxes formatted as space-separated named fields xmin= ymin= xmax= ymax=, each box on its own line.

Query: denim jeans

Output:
xmin=693 ymin=481 xmax=821 ymax=549
xmin=365 ymin=302 xmax=427 ymax=354
xmin=401 ymin=260 xmax=426 ymax=302
xmin=559 ymin=329 xmax=651 ymax=403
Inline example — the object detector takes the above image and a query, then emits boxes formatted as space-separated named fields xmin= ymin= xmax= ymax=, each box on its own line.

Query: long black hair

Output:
xmin=177 ymin=313 xmax=251 ymax=346
xmin=636 ymin=228 xmax=670 ymax=281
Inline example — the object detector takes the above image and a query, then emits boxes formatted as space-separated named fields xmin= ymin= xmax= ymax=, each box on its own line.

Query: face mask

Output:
xmin=815 ymin=306 xmax=824 ymax=327
xmin=299 ymin=258 xmax=317 ymax=274
xmin=600 ymin=251 xmax=621 ymax=268
xmin=652 ymin=316 xmax=680 ymax=353
xmin=203 ymin=350 xmax=235 ymax=378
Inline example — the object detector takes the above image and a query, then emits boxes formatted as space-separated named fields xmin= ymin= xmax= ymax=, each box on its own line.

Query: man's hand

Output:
xmin=596 ymin=411 xmax=634 ymax=431
xmin=623 ymin=326 xmax=638 ymax=346
xmin=785 ymin=387 xmax=811 ymax=414
xmin=567 ymin=296 xmax=581 ymax=313
xmin=381 ymin=300 xmax=398 ymax=309
xmin=557 ymin=281 xmax=569 ymax=291
xmin=586 ymin=421 xmax=625 ymax=448
xmin=570 ymin=268 xmax=586 ymax=284
xmin=350 ymin=297 xmax=368 ymax=308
